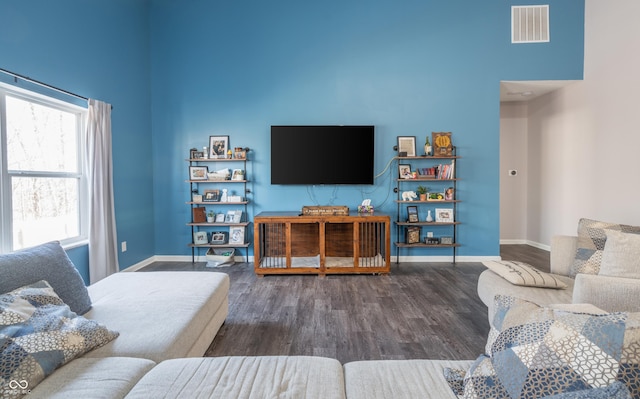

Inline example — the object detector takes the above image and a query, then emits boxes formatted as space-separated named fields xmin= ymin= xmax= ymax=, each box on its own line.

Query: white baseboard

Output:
xmin=392 ymin=255 xmax=500 ymax=263
xmin=499 ymin=239 xmax=550 ymax=252
xmin=121 ymin=255 xmax=255 ymax=272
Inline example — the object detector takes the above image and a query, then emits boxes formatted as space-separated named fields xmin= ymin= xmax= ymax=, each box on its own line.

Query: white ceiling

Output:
xmin=500 ymin=80 xmax=578 ymax=102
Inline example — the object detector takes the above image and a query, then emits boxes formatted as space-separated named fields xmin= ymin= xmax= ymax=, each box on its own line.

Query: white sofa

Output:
xmin=4 ymin=230 xmax=639 ymax=399
xmin=478 ymin=234 xmax=640 ymax=323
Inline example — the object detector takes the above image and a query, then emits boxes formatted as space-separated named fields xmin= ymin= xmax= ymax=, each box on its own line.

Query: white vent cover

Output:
xmin=512 ymin=5 xmax=549 ymax=43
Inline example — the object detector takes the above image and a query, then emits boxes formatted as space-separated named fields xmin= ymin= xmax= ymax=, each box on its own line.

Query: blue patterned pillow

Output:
xmin=0 ymin=281 xmax=118 ymax=398
xmin=484 ymin=296 xmax=640 ymax=399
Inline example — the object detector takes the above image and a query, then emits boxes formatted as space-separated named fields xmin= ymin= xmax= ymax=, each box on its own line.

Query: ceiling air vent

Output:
xmin=512 ymin=5 xmax=549 ymax=43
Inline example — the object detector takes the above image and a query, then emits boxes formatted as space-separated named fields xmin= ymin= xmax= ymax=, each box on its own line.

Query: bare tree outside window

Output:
xmin=5 ymin=95 xmax=83 ymax=250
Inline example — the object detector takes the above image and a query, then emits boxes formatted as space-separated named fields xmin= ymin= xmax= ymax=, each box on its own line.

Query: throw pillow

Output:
xmin=483 ymin=260 xmax=568 ymax=289
xmin=443 ymin=367 xmax=467 ymax=396
xmin=599 ymin=229 xmax=640 ymax=279
xmin=0 ymin=280 xmax=118 ymax=398
xmin=570 ymin=218 xmax=640 ymax=277
xmin=0 ymin=241 xmax=92 ymax=314
xmin=486 ymin=295 xmax=640 ymax=398
xmin=543 ymin=381 xmax=632 ymax=399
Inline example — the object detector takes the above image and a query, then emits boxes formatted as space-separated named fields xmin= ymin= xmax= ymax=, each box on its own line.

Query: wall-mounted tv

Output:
xmin=271 ymin=125 xmax=375 ymax=185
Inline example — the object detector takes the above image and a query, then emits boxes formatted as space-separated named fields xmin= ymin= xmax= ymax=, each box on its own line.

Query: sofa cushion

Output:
xmin=477 ymin=269 xmax=574 ymax=325
xmin=599 ymin=229 xmax=640 ymax=279
xmin=0 ymin=241 xmax=91 ymax=315
xmin=570 ymin=218 xmax=640 ymax=277
xmin=83 ymin=271 xmax=229 ymax=362
xmin=0 ymin=281 xmax=118 ymax=398
xmin=344 ymin=359 xmax=474 ymax=399
xmin=483 ymin=260 xmax=568 ymax=288
xmin=543 ymin=382 xmax=632 ymax=398
xmin=483 ymin=296 xmax=640 ymax=398
xmin=124 ymin=356 xmax=346 ymax=399
xmin=25 ymin=357 xmax=155 ymax=399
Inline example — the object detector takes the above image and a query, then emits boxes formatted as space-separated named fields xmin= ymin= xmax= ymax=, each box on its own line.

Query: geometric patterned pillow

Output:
xmin=0 ymin=281 xmax=118 ymax=398
xmin=570 ymin=218 xmax=640 ymax=277
xmin=487 ymin=296 xmax=640 ymax=399
xmin=460 ymin=355 xmax=510 ymax=398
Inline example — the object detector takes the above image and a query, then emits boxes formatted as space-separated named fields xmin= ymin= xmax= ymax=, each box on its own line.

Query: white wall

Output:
xmin=500 ymin=102 xmax=528 ymax=242
xmin=501 ymin=0 xmax=640 ymax=247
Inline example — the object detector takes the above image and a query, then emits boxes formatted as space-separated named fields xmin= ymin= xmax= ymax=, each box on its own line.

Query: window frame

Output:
xmin=0 ymin=82 xmax=88 ymax=253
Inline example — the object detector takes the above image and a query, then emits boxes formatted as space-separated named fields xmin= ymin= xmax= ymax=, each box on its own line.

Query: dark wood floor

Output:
xmin=140 ymin=244 xmax=549 ymax=364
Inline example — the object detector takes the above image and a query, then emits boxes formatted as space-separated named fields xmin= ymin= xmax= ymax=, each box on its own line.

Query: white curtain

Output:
xmin=86 ymin=99 xmax=119 ymax=283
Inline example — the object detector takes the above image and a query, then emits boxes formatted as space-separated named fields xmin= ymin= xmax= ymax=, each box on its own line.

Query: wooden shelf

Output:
xmin=188 ymin=222 xmax=250 ymax=227
xmin=187 ymin=201 xmax=249 ymax=205
xmin=186 ymin=179 xmax=249 ymax=183
xmin=395 ymin=221 xmax=460 ymax=226
xmin=187 ymin=158 xmax=247 ymax=162
xmin=188 ymin=243 xmax=250 ymax=248
xmin=395 ymin=200 xmax=460 ymax=204
xmin=395 ymin=242 xmax=460 ymax=248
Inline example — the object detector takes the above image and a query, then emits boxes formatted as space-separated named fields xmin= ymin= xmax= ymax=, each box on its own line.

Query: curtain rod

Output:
xmin=0 ymin=67 xmax=89 ymax=101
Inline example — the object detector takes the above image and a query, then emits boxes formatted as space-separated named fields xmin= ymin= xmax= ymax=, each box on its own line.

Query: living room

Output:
xmin=0 ymin=0 xmax=610 ymax=278
xmin=1 ymin=0 xmax=640 ymax=398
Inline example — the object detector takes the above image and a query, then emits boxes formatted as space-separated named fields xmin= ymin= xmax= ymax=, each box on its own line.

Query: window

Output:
xmin=0 ymin=83 xmax=87 ymax=252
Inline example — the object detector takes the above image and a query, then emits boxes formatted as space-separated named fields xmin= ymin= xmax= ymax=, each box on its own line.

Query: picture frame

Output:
xmin=203 ymin=189 xmax=220 ymax=202
xmin=435 ymin=208 xmax=454 ymax=223
xmin=234 ymin=147 xmax=246 ymax=159
xmin=215 ymin=213 xmax=225 ymax=223
xmin=189 ymin=166 xmax=208 ymax=180
xmin=225 ymin=210 xmax=243 ymax=223
xmin=211 ymin=232 xmax=228 ymax=245
xmin=432 ymin=132 xmax=453 ymax=157
xmin=397 ymin=136 xmax=416 ymax=157
xmin=406 ymin=226 xmax=421 ymax=244
xmin=231 ymin=169 xmax=245 ymax=181
xmin=193 ymin=231 xmax=208 ymax=245
xmin=398 ymin=164 xmax=413 ymax=179
xmin=209 ymin=135 xmax=229 ymax=159
xmin=229 ymin=226 xmax=245 ymax=244
xmin=407 ymin=205 xmax=419 ymax=223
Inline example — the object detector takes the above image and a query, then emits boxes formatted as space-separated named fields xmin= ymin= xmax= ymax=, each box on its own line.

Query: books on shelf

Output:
xmin=416 ymin=160 xmax=455 ymax=179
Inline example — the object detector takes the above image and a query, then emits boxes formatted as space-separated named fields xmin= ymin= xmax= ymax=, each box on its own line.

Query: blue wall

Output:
xmin=149 ymin=0 xmax=584 ymax=259
xmin=0 ymin=0 xmax=155 ymax=278
xmin=1 ymin=0 xmax=585 ymax=276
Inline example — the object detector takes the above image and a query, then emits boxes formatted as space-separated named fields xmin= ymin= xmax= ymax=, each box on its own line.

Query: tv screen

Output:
xmin=271 ymin=125 xmax=375 ymax=185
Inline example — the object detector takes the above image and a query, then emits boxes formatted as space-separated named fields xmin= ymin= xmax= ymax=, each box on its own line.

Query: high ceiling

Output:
xmin=500 ymin=80 xmax=578 ymax=102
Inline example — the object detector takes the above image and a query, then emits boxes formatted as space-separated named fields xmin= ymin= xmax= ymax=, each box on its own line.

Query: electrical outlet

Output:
xmin=121 ymin=241 xmax=127 ymax=252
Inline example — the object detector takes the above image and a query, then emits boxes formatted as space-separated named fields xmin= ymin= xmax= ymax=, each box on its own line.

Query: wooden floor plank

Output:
xmin=139 ymin=244 xmax=550 ymax=364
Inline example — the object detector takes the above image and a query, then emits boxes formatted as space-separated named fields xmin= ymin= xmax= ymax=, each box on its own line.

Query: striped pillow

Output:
xmin=483 ymin=260 xmax=567 ymax=289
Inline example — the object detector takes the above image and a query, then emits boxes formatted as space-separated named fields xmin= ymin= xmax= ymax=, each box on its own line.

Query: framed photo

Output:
xmin=435 ymin=208 xmax=454 ymax=223
xmin=432 ymin=132 xmax=453 ymax=157
xmin=234 ymin=147 xmax=246 ymax=159
xmin=225 ymin=210 xmax=243 ymax=223
xmin=189 ymin=148 xmax=204 ymax=159
xmin=192 ymin=194 xmax=203 ymax=203
xmin=209 ymin=135 xmax=229 ymax=159
xmin=398 ymin=164 xmax=413 ymax=179
xmin=229 ymin=226 xmax=245 ymax=244
xmin=407 ymin=205 xmax=419 ymax=223
xmin=397 ymin=136 xmax=416 ymax=157
xmin=189 ymin=166 xmax=208 ymax=180
xmin=215 ymin=213 xmax=225 ymax=223
xmin=193 ymin=231 xmax=208 ymax=245
xmin=203 ymin=189 xmax=220 ymax=202
xmin=406 ymin=226 xmax=421 ymax=244
xmin=211 ymin=232 xmax=228 ymax=245
xmin=231 ymin=169 xmax=245 ymax=181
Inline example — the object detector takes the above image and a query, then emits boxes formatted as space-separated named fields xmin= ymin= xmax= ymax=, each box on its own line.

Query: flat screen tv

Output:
xmin=271 ymin=125 xmax=375 ymax=185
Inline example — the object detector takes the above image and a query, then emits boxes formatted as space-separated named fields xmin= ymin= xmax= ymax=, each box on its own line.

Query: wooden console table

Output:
xmin=254 ymin=211 xmax=391 ymax=276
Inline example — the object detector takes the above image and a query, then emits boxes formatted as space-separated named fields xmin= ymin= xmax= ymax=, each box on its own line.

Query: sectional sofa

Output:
xmin=2 ymin=216 xmax=639 ymax=398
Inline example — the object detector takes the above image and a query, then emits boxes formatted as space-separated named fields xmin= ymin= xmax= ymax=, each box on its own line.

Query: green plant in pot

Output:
xmin=207 ymin=211 xmax=215 ymax=223
xmin=417 ymin=185 xmax=428 ymax=201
